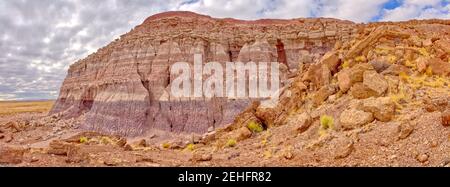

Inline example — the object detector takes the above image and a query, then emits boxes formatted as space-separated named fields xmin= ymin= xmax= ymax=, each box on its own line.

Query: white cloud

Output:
xmin=381 ymin=0 xmax=450 ymax=21
xmin=177 ymin=0 xmax=391 ymax=22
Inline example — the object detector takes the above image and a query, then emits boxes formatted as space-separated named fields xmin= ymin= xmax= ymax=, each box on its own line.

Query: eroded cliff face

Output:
xmin=51 ymin=11 xmax=358 ymax=136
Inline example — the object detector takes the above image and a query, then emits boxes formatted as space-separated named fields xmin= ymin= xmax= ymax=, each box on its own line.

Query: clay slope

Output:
xmin=51 ymin=11 xmax=357 ymax=136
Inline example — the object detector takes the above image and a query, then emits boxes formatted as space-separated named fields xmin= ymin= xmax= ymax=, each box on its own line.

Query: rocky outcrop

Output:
xmin=51 ymin=11 xmax=357 ymax=136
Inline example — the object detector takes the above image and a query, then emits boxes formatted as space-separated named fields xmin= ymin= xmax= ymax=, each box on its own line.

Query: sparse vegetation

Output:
xmin=185 ymin=143 xmax=195 ymax=151
xmin=387 ymin=54 xmax=397 ymax=63
xmin=319 ymin=115 xmax=334 ymax=136
xmin=263 ymin=149 xmax=272 ymax=159
xmin=100 ymin=136 xmax=113 ymax=145
xmin=320 ymin=115 xmax=334 ymax=130
xmin=247 ymin=121 xmax=264 ymax=133
xmin=355 ymin=55 xmax=366 ymax=62
xmin=342 ymin=60 xmax=350 ymax=68
xmin=426 ymin=67 xmax=433 ymax=76
xmin=399 ymin=72 xmax=409 ymax=82
xmin=418 ymin=47 xmax=429 ymax=56
xmin=226 ymin=139 xmax=237 ymax=147
xmin=79 ymin=137 xmax=89 ymax=144
xmin=162 ymin=142 xmax=171 ymax=149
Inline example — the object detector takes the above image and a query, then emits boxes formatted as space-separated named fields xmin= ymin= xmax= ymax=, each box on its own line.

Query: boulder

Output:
xmin=321 ymin=51 xmax=341 ymax=74
xmin=47 ymin=140 xmax=75 ymax=155
xmin=361 ymin=97 xmax=396 ymax=122
xmin=363 ymin=71 xmax=388 ymax=96
xmin=287 ymin=113 xmax=312 ymax=133
xmin=416 ymin=57 xmax=428 ymax=73
xmin=337 ymin=69 xmax=351 ymax=92
xmin=232 ymin=127 xmax=252 ymax=141
xmin=442 ymin=110 xmax=450 ymax=127
xmin=349 ymin=63 xmax=374 ymax=83
xmin=0 ymin=146 xmax=26 ymax=164
xmin=313 ymin=85 xmax=337 ymax=106
xmin=381 ymin=64 xmax=411 ymax=76
xmin=424 ymin=96 xmax=448 ymax=112
xmin=4 ymin=133 xmax=13 ymax=143
xmin=302 ymin=64 xmax=331 ymax=89
xmin=427 ymin=58 xmax=450 ymax=76
xmin=331 ymin=135 xmax=354 ymax=159
xmin=369 ymin=60 xmax=391 ymax=73
xmin=398 ymin=122 xmax=414 ymax=140
xmin=340 ymin=109 xmax=374 ymax=130
xmin=350 ymin=83 xmax=379 ymax=99
xmin=66 ymin=145 xmax=88 ymax=163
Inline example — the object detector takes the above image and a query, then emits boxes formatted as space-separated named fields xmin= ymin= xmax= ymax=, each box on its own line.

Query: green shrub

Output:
xmin=226 ymin=139 xmax=237 ymax=147
xmin=79 ymin=137 xmax=88 ymax=144
xmin=247 ymin=121 xmax=264 ymax=133
xmin=162 ymin=142 xmax=171 ymax=149
xmin=320 ymin=115 xmax=334 ymax=130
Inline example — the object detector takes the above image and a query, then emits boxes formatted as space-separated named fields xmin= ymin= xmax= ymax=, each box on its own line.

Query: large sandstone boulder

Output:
xmin=313 ymin=85 xmax=337 ymax=106
xmin=427 ymin=58 xmax=450 ymax=76
xmin=442 ymin=110 xmax=450 ymax=127
xmin=350 ymin=83 xmax=379 ymax=99
xmin=231 ymin=127 xmax=252 ymax=141
xmin=337 ymin=69 xmax=351 ymax=92
xmin=287 ymin=112 xmax=313 ymax=133
xmin=363 ymin=71 xmax=388 ymax=96
xmin=349 ymin=63 xmax=374 ymax=83
xmin=361 ymin=97 xmax=396 ymax=122
xmin=0 ymin=146 xmax=26 ymax=164
xmin=340 ymin=109 xmax=374 ymax=130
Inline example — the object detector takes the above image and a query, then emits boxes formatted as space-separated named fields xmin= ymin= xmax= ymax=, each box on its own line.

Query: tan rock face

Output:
xmin=51 ymin=11 xmax=356 ymax=136
xmin=361 ymin=97 xmax=396 ymax=122
xmin=337 ymin=69 xmax=351 ymax=92
xmin=340 ymin=109 xmax=374 ymax=130
xmin=287 ymin=112 xmax=312 ymax=133
xmin=362 ymin=71 xmax=388 ymax=96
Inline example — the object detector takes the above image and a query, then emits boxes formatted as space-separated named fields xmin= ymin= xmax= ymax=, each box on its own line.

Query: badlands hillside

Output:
xmin=0 ymin=11 xmax=449 ymax=166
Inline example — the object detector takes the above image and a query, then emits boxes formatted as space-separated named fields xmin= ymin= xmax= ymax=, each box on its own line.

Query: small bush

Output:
xmin=79 ymin=137 xmax=88 ymax=144
xmin=263 ymin=150 xmax=272 ymax=159
xmin=162 ymin=142 xmax=171 ymax=149
xmin=319 ymin=115 xmax=334 ymax=137
xmin=226 ymin=139 xmax=237 ymax=148
xmin=387 ymin=54 xmax=397 ymax=64
xmin=100 ymin=136 xmax=112 ymax=145
xmin=320 ymin=115 xmax=334 ymax=130
xmin=418 ymin=47 xmax=429 ymax=56
xmin=185 ymin=143 xmax=195 ymax=151
xmin=247 ymin=121 xmax=264 ymax=133
xmin=342 ymin=60 xmax=350 ymax=69
xmin=399 ymin=72 xmax=409 ymax=82
xmin=355 ymin=56 xmax=366 ymax=62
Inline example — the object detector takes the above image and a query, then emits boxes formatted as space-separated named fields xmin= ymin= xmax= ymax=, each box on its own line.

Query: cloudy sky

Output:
xmin=0 ymin=0 xmax=449 ymax=100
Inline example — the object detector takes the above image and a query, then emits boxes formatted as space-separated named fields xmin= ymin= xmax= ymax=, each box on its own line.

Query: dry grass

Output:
xmin=0 ymin=100 xmax=54 ymax=116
